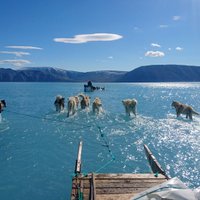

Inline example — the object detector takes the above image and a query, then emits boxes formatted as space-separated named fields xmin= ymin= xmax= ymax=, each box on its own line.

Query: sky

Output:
xmin=0 ymin=0 xmax=200 ymax=72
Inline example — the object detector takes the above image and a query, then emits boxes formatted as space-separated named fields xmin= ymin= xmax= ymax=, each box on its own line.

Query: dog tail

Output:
xmin=192 ymin=110 xmax=199 ymax=115
xmin=78 ymin=93 xmax=85 ymax=99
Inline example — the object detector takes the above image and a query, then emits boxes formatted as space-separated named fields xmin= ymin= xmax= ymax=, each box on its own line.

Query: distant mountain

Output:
xmin=0 ymin=67 xmax=126 ymax=82
xmin=78 ymin=71 xmax=126 ymax=82
xmin=0 ymin=65 xmax=200 ymax=82
xmin=119 ymin=65 xmax=200 ymax=82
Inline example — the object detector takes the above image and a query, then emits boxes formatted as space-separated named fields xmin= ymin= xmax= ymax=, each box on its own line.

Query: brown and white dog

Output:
xmin=92 ymin=97 xmax=102 ymax=114
xmin=0 ymin=100 xmax=6 ymax=113
xmin=171 ymin=101 xmax=199 ymax=120
xmin=67 ymin=96 xmax=78 ymax=117
xmin=54 ymin=95 xmax=65 ymax=112
xmin=122 ymin=98 xmax=137 ymax=116
xmin=74 ymin=96 xmax=79 ymax=109
xmin=79 ymin=94 xmax=90 ymax=109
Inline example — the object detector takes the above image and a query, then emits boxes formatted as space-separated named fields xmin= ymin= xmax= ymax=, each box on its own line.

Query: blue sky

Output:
xmin=0 ymin=0 xmax=200 ymax=72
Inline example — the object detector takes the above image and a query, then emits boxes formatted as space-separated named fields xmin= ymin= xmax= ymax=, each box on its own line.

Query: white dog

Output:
xmin=92 ymin=97 xmax=102 ymax=114
xmin=122 ymin=98 xmax=137 ymax=116
xmin=54 ymin=95 xmax=65 ymax=112
xmin=67 ymin=96 xmax=78 ymax=117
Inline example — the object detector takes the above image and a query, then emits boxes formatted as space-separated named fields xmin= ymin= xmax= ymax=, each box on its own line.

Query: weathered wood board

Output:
xmin=71 ymin=173 xmax=167 ymax=200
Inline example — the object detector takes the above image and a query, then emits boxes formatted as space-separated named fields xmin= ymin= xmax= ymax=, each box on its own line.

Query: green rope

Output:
xmin=94 ymin=157 xmax=115 ymax=173
xmin=71 ymin=173 xmax=84 ymax=200
xmin=97 ymin=126 xmax=113 ymax=155
xmin=93 ymin=125 xmax=116 ymax=172
xmin=6 ymin=109 xmax=118 ymax=177
xmin=78 ymin=187 xmax=83 ymax=200
xmin=5 ymin=109 xmax=92 ymax=130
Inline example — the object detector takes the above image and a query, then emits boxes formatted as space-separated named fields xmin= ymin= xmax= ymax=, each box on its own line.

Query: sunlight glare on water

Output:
xmin=0 ymin=82 xmax=200 ymax=200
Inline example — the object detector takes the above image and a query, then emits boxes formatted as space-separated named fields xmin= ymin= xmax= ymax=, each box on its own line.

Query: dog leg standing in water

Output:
xmin=74 ymin=96 xmax=79 ymax=109
xmin=78 ymin=94 xmax=90 ymax=110
xmin=54 ymin=95 xmax=65 ymax=112
xmin=67 ymin=96 xmax=77 ymax=117
xmin=0 ymin=100 xmax=6 ymax=122
xmin=171 ymin=101 xmax=199 ymax=120
xmin=0 ymin=100 xmax=6 ymax=113
xmin=122 ymin=98 xmax=137 ymax=117
xmin=92 ymin=97 xmax=102 ymax=114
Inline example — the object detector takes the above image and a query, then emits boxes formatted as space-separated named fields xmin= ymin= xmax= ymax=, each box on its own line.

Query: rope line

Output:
xmin=4 ymin=109 xmax=124 ymax=130
xmin=92 ymin=125 xmax=115 ymax=173
xmin=5 ymin=109 xmax=116 ymax=173
xmin=97 ymin=126 xmax=111 ymax=152
xmin=4 ymin=109 xmax=93 ymax=130
xmin=94 ymin=158 xmax=115 ymax=173
xmin=4 ymin=109 xmax=115 ymax=157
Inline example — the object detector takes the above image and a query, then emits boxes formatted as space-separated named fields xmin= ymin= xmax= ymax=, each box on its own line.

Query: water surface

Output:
xmin=0 ymin=82 xmax=200 ymax=200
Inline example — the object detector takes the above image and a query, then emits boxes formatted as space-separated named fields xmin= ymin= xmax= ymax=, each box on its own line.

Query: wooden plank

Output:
xmin=82 ymin=180 xmax=166 ymax=188
xmin=95 ymin=178 xmax=166 ymax=184
xmin=75 ymin=141 xmax=83 ymax=174
xmin=78 ymin=173 xmax=166 ymax=180
xmin=80 ymin=178 xmax=84 ymax=200
xmin=90 ymin=173 xmax=96 ymax=200
xmin=96 ymin=193 xmax=138 ymax=200
xmin=72 ymin=173 xmax=166 ymax=187
xmin=71 ymin=173 xmax=167 ymax=200
xmin=96 ymin=181 xmax=165 ymax=189
xmin=87 ymin=193 xmax=141 ymax=200
xmin=95 ymin=187 xmax=144 ymax=194
xmin=79 ymin=173 xmax=166 ymax=179
xmin=81 ymin=188 xmax=140 ymax=197
xmin=89 ymin=173 xmax=166 ymax=179
xmin=71 ymin=174 xmax=85 ymax=200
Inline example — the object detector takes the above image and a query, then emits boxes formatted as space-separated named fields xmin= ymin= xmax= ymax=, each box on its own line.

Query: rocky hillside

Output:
xmin=0 ymin=65 xmax=200 ymax=82
xmin=0 ymin=67 xmax=126 ymax=82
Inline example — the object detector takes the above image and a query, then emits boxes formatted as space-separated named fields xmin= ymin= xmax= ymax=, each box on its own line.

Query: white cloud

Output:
xmin=173 ymin=16 xmax=181 ymax=21
xmin=6 ymin=45 xmax=43 ymax=50
xmin=159 ymin=24 xmax=169 ymax=28
xmin=108 ymin=56 xmax=113 ymax=59
xmin=168 ymin=48 xmax=172 ymax=51
xmin=176 ymin=47 xmax=184 ymax=51
xmin=145 ymin=51 xmax=165 ymax=57
xmin=54 ymin=33 xmax=123 ymax=44
xmin=0 ymin=51 xmax=30 ymax=57
xmin=0 ymin=59 xmax=31 ymax=66
xmin=151 ymin=43 xmax=161 ymax=48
